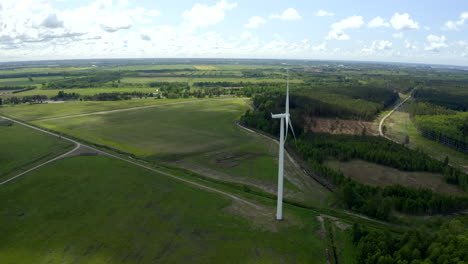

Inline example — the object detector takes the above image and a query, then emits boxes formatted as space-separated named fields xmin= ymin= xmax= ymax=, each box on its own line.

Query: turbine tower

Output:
xmin=271 ymin=69 xmax=296 ymax=221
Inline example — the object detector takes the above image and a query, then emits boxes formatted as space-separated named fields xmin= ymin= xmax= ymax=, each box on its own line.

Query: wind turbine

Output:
xmin=271 ymin=69 xmax=296 ymax=221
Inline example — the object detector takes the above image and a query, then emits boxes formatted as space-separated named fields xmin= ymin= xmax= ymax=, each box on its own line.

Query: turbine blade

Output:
xmin=288 ymin=115 xmax=297 ymax=144
xmin=284 ymin=115 xmax=289 ymax=141
xmin=286 ymin=69 xmax=289 ymax=115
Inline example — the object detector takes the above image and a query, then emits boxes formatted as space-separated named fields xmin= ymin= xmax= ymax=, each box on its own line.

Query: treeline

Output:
xmin=308 ymin=83 xmax=399 ymax=107
xmin=354 ymin=219 xmax=467 ymax=263
xmin=307 ymin=159 xmax=468 ymax=218
xmin=413 ymin=88 xmax=467 ymax=111
xmin=1 ymin=95 xmax=47 ymax=104
xmin=193 ymin=81 xmax=243 ymax=88
xmin=407 ymin=101 xmax=468 ymax=154
xmin=294 ymin=133 xmax=468 ymax=191
xmin=0 ymin=85 xmax=36 ymax=91
xmin=240 ymin=89 xmax=397 ymax=139
xmin=43 ymin=72 xmax=120 ymax=89
xmin=407 ymin=102 xmax=457 ymax=116
xmin=414 ymin=113 xmax=468 ymax=154
xmin=83 ymin=92 xmax=152 ymax=101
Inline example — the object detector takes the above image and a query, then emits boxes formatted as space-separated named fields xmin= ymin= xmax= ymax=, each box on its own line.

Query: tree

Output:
xmin=405 ymin=135 xmax=410 ymax=145
xmin=444 ymin=156 xmax=449 ymax=166
xmin=28 ymin=76 xmax=33 ymax=82
xmin=0 ymin=97 xmax=2 ymax=105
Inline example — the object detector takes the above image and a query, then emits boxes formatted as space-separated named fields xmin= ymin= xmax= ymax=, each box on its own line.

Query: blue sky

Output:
xmin=1 ymin=0 xmax=467 ymax=65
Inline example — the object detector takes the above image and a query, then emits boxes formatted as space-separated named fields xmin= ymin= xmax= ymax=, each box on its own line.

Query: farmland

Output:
xmin=1 ymin=58 xmax=467 ymax=264
xmin=29 ymin=98 xmax=329 ymax=204
xmin=0 ymin=119 xmax=74 ymax=181
xmin=0 ymin=155 xmax=327 ymax=263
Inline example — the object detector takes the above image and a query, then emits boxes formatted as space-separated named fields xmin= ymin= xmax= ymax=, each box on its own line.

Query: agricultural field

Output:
xmin=1 ymin=58 xmax=468 ymax=264
xmin=0 ymin=119 xmax=74 ymax=181
xmin=0 ymin=98 xmax=199 ymax=121
xmin=0 ymin=155 xmax=328 ymax=263
xmin=24 ymin=98 xmax=329 ymax=205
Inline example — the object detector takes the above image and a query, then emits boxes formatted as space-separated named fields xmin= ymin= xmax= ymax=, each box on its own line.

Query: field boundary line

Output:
xmin=0 ymin=143 xmax=80 ymax=185
xmin=34 ymin=98 xmax=240 ymax=122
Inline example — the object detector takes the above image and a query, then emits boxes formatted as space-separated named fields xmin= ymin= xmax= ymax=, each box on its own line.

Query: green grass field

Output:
xmin=325 ymin=159 xmax=465 ymax=196
xmin=33 ymin=99 xmax=294 ymax=185
xmin=0 ymin=76 xmax=64 ymax=86
xmin=0 ymin=155 xmax=326 ymax=263
xmin=0 ymin=121 xmax=74 ymax=181
xmin=0 ymin=98 xmax=202 ymax=121
xmin=1 ymin=98 xmax=331 ymax=205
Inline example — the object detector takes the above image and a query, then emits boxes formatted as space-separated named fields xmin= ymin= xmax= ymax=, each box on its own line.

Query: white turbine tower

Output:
xmin=271 ymin=69 xmax=296 ymax=221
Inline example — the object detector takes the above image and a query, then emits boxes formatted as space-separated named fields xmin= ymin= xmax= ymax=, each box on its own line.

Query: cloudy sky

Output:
xmin=1 ymin=0 xmax=468 ymax=65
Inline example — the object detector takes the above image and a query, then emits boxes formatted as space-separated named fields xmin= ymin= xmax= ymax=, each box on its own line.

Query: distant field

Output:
xmin=0 ymin=66 xmax=93 ymax=75
xmin=0 ymin=155 xmax=326 ymax=263
xmin=0 ymin=98 xmax=200 ymax=121
xmin=4 ymin=87 xmax=161 ymax=97
xmin=0 ymin=76 xmax=64 ymax=86
xmin=325 ymin=159 xmax=466 ymax=196
xmin=0 ymin=120 xmax=74 ymax=181
xmin=194 ymin=65 xmax=218 ymax=70
xmin=120 ymin=77 xmax=301 ymax=84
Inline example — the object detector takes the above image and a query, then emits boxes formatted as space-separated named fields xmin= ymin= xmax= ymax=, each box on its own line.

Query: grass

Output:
xmin=1 ymin=98 xmax=331 ymax=205
xmin=0 ymin=155 xmax=327 ymax=263
xmin=0 ymin=98 xmax=204 ymax=121
xmin=325 ymin=159 xmax=466 ymax=196
xmin=330 ymin=220 xmax=356 ymax=264
xmin=33 ymin=99 xmax=297 ymax=187
xmin=384 ymin=106 xmax=468 ymax=173
xmin=0 ymin=121 xmax=74 ymax=181
xmin=0 ymin=76 xmax=64 ymax=86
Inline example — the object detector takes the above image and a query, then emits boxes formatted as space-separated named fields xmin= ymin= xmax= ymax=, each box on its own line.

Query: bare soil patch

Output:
xmin=304 ymin=117 xmax=378 ymax=136
xmin=213 ymin=152 xmax=259 ymax=168
xmin=326 ymin=159 xmax=466 ymax=196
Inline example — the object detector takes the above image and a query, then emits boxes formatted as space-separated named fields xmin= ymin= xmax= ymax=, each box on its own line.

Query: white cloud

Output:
xmin=390 ymin=13 xmax=419 ymax=30
xmin=326 ymin=15 xmax=364 ymax=40
xmin=362 ymin=40 xmax=392 ymax=54
xmin=241 ymin=30 xmax=252 ymax=39
xmin=140 ymin=34 xmax=151 ymax=41
xmin=100 ymin=13 xmax=133 ymax=32
xmin=269 ymin=8 xmax=302 ymax=21
xmin=316 ymin=9 xmax=334 ymax=17
xmin=425 ymin=34 xmax=448 ymax=52
xmin=405 ymin=40 xmax=416 ymax=49
xmin=311 ymin=42 xmax=326 ymax=51
xmin=368 ymin=16 xmax=390 ymax=28
xmin=392 ymin=32 xmax=404 ymax=39
xmin=245 ymin=16 xmax=266 ymax=28
xmin=149 ymin=10 xmax=161 ymax=17
xmin=182 ymin=0 xmax=237 ymax=28
xmin=443 ymin=12 xmax=468 ymax=30
xmin=41 ymin=14 xmax=64 ymax=28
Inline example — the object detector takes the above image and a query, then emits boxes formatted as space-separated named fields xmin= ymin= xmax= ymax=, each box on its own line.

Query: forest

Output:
xmin=240 ymin=91 xmax=468 ymax=219
xmin=354 ymin=219 xmax=467 ymax=264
